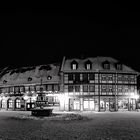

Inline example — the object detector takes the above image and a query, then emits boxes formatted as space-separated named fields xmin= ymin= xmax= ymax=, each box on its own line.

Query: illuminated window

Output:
xmin=71 ymin=60 xmax=78 ymax=70
xmin=15 ymin=99 xmax=21 ymax=108
xmin=85 ymin=60 xmax=92 ymax=70
xmin=72 ymin=64 xmax=77 ymax=70
xmin=84 ymin=99 xmax=94 ymax=110
xmin=1 ymin=100 xmax=6 ymax=108
xmin=8 ymin=99 xmax=13 ymax=109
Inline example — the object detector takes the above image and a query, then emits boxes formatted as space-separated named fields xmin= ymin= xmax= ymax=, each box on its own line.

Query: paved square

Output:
xmin=0 ymin=111 xmax=140 ymax=140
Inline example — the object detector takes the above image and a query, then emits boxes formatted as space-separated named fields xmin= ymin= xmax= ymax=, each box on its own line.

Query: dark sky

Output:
xmin=0 ymin=7 xmax=140 ymax=72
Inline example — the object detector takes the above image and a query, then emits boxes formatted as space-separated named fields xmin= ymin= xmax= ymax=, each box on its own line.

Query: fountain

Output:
xmin=31 ymin=79 xmax=53 ymax=117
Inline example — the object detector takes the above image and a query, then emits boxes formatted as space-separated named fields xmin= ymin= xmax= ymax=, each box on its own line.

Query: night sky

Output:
xmin=0 ymin=7 xmax=140 ymax=72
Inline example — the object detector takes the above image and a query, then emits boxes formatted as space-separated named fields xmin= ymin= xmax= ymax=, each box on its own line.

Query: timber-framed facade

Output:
xmin=0 ymin=56 xmax=139 ymax=112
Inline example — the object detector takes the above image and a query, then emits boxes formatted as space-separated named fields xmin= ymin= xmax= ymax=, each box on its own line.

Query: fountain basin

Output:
xmin=31 ymin=108 xmax=53 ymax=117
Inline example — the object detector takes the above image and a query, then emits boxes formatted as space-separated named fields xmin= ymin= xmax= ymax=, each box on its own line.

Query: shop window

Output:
xmin=84 ymin=99 xmax=94 ymax=110
xmin=15 ymin=99 xmax=21 ymax=108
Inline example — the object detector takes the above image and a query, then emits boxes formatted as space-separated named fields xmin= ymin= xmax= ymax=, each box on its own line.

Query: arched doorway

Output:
xmin=7 ymin=99 xmax=14 ymax=110
xmin=15 ymin=98 xmax=21 ymax=109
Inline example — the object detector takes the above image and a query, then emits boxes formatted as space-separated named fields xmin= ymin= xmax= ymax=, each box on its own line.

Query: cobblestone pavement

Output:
xmin=1 ymin=111 xmax=140 ymax=140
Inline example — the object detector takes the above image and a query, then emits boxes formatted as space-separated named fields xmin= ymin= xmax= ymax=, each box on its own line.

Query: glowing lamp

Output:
xmin=133 ymin=94 xmax=139 ymax=100
xmin=32 ymin=96 xmax=37 ymax=101
xmin=0 ymin=96 xmax=2 ymax=100
xmin=23 ymin=95 xmax=29 ymax=100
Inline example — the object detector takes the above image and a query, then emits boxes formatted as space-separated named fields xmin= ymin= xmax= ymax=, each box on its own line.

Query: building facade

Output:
xmin=0 ymin=56 xmax=139 ymax=112
xmin=59 ymin=56 xmax=139 ymax=112
xmin=0 ymin=64 xmax=60 ymax=111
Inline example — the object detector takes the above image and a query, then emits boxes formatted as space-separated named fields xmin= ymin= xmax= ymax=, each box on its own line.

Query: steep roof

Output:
xmin=0 ymin=64 xmax=60 ymax=87
xmin=62 ymin=56 xmax=139 ymax=74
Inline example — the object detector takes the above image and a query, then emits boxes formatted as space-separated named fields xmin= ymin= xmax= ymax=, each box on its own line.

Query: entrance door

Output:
xmin=106 ymin=102 xmax=109 ymax=111
xmin=73 ymin=100 xmax=80 ymax=110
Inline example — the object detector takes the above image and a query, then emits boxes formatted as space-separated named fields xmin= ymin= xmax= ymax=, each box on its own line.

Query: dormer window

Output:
xmin=71 ymin=60 xmax=78 ymax=70
xmin=102 ymin=60 xmax=110 ymax=70
xmin=85 ymin=60 xmax=92 ymax=70
xmin=116 ymin=63 xmax=122 ymax=70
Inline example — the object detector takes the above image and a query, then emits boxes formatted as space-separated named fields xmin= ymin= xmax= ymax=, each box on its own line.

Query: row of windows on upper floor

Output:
xmin=66 ymin=85 xmax=136 ymax=93
xmin=0 ymin=84 xmax=60 ymax=94
xmin=65 ymin=73 xmax=136 ymax=83
xmin=71 ymin=60 xmax=123 ymax=70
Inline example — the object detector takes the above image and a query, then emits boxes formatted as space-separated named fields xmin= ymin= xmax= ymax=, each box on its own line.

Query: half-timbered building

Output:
xmin=0 ymin=56 xmax=139 ymax=112
xmin=59 ymin=56 xmax=139 ymax=111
